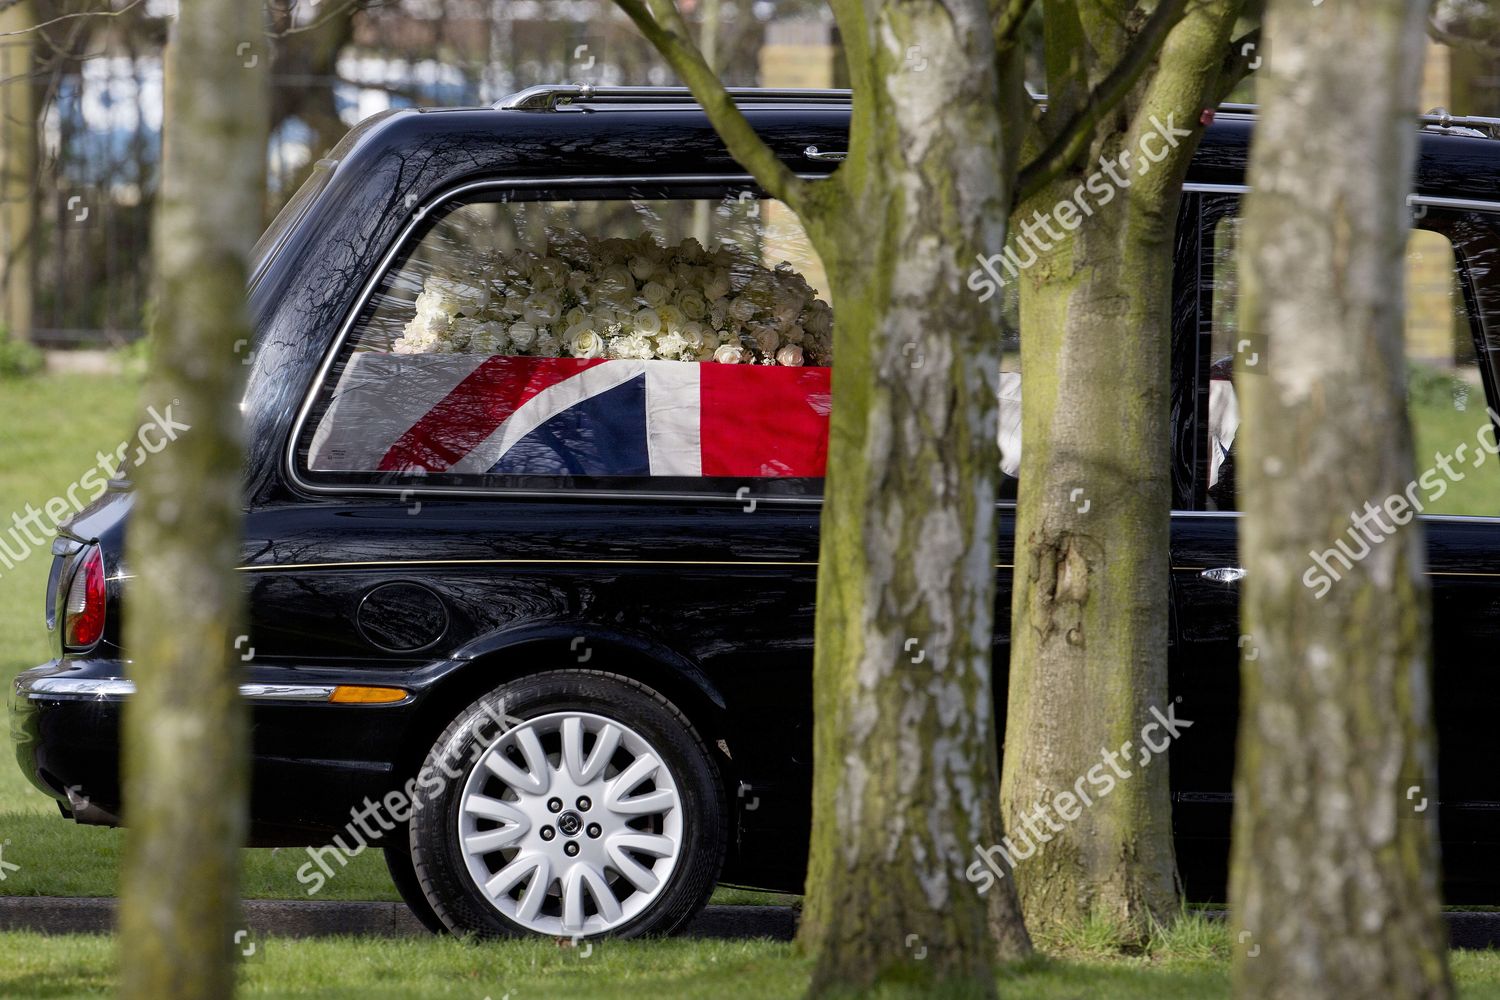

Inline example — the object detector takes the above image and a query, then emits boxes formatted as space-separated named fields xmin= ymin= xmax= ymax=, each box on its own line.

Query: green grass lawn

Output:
xmin=3 ymin=918 xmax=1500 ymax=999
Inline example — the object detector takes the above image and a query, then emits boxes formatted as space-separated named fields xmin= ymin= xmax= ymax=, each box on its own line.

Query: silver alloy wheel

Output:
xmin=456 ymin=710 xmax=684 ymax=936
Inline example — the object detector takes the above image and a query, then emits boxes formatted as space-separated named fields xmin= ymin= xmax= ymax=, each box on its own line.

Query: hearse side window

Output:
xmin=298 ymin=192 xmax=842 ymax=499
xmin=1202 ymin=201 xmax=1500 ymax=516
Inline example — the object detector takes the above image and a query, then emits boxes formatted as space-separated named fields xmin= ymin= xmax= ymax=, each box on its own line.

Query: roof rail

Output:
xmin=1213 ymin=102 xmax=1500 ymax=138
xmin=495 ymin=85 xmax=853 ymax=112
xmin=1033 ymin=95 xmax=1500 ymax=138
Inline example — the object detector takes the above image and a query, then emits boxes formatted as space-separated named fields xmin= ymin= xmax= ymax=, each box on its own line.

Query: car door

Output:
xmin=1168 ymin=191 xmax=1500 ymax=903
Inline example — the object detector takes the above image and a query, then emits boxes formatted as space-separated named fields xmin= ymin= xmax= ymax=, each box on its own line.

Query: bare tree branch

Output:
xmin=1428 ymin=17 xmax=1500 ymax=57
xmin=994 ymin=0 xmax=1038 ymax=49
xmin=0 ymin=0 xmax=145 ymax=38
xmin=1215 ymin=25 xmax=1260 ymax=105
xmin=613 ymin=0 xmax=808 ymax=211
xmin=1015 ymin=0 xmax=1190 ymax=204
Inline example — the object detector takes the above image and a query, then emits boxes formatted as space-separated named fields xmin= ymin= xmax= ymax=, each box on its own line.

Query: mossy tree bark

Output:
xmin=1229 ymin=1 xmax=1451 ymax=997
xmin=614 ymin=1 xmax=1040 ymax=994
xmin=117 ymin=4 xmax=267 ymax=999
xmin=1000 ymin=0 xmax=1251 ymax=942
xmin=0 ymin=0 xmax=35 ymax=342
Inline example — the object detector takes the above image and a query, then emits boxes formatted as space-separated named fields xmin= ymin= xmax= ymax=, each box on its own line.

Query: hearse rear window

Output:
xmin=298 ymin=191 xmax=837 ymax=499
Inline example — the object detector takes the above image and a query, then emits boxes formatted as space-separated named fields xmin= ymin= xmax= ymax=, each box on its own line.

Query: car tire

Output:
xmin=409 ymin=669 xmax=725 ymax=939
xmin=384 ymin=819 xmax=448 ymax=935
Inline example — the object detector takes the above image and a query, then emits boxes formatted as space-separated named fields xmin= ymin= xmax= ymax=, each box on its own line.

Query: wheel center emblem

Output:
xmin=558 ymin=811 xmax=582 ymax=836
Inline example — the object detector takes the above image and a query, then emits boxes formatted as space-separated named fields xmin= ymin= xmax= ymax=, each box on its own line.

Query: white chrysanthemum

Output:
xmin=654 ymin=330 xmax=692 ymax=360
xmin=608 ymin=333 xmax=655 ymax=360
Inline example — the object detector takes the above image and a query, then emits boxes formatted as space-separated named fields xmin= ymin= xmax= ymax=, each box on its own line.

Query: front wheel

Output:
xmin=410 ymin=670 xmax=725 ymax=938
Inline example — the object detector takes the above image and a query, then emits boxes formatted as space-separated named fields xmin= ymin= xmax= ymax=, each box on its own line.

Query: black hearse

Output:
xmin=14 ymin=86 xmax=1500 ymax=939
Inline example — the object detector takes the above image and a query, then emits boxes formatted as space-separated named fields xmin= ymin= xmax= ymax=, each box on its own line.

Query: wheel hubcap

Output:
xmin=456 ymin=710 xmax=684 ymax=936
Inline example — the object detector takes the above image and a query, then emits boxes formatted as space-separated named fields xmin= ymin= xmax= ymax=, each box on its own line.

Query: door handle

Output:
xmin=803 ymin=146 xmax=847 ymax=162
xmin=1200 ymin=567 xmax=1246 ymax=583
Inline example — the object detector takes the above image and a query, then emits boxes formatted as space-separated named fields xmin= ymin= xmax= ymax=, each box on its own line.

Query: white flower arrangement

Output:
xmin=391 ymin=234 xmax=834 ymax=366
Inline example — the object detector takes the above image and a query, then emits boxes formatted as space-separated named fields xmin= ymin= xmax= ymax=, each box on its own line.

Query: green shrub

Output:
xmin=0 ymin=335 xmax=44 ymax=380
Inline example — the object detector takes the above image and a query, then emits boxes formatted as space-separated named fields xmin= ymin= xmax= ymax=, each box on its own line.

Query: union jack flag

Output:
xmin=308 ymin=354 xmax=832 ymax=478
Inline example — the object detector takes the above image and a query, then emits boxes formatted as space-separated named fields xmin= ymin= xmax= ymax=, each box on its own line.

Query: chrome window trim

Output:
xmin=1170 ymin=509 xmax=1500 ymax=525
xmin=282 ymin=173 xmax=836 ymax=508
xmin=1183 ymin=184 xmax=1500 ymax=218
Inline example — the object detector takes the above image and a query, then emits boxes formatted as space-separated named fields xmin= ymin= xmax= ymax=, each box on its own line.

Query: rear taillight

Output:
xmin=63 ymin=546 xmax=106 ymax=650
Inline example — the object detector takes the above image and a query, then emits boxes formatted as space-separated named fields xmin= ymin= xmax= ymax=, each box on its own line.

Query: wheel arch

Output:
xmin=397 ymin=624 xmax=732 ymax=782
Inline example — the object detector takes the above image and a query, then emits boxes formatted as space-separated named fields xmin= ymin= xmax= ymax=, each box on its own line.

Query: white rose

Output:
xmin=708 ymin=299 xmax=731 ymax=330
xmin=657 ymin=303 xmax=684 ymax=332
xmin=628 ymin=255 xmax=656 ymax=281
xmin=509 ymin=321 xmax=538 ymax=352
xmin=633 ymin=308 xmax=663 ymax=336
xmin=533 ymin=331 xmax=561 ymax=357
xmin=748 ymin=324 xmax=780 ymax=357
xmin=568 ymin=327 xmax=606 ymax=359
xmin=804 ymin=299 xmax=833 ymax=336
xmin=729 ymin=295 xmax=759 ymax=324
xmin=676 ymin=288 xmax=708 ymax=320
xmin=713 ymin=344 xmax=747 ymax=364
xmin=641 ymin=281 xmax=670 ymax=309
xmin=565 ymin=306 xmax=589 ymax=329
xmin=592 ymin=307 xmax=620 ymax=333
xmin=470 ymin=321 xmax=509 ymax=355
xmin=772 ymin=287 xmax=806 ymax=328
xmin=447 ymin=317 xmax=482 ymax=352
xmin=775 ymin=344 xmax=805 ymax=367
xmin=703 ymin=269 xmax=731 ymax=301
xmin=601 ymin=263 xmax=634 ymax=289
xmin=524 ymin=294 xmax=562 ymax=326
xmin=425 ymin=277 xmax=490 ymax=313
xmin=680 ymin=321 xmax=705 ymax=350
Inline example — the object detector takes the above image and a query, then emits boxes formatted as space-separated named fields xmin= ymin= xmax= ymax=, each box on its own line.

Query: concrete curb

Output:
xmin=0 ymin=896 xmax=799 ymax=941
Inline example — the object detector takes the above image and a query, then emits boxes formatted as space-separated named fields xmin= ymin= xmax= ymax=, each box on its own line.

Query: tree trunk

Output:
xmin=117 ymin=4 xmax=268 ymax=998
xmin=0 ymin=0 xmax=34 ymax=342
xmin=615 ymin=1 xmax=1040 ymax=991
xmin=1229 ymin=1 xmax=1451 ymax=997
xmin=1000 ymin=0 xmax=1244 ymax=941
xmin=792 ymin=6 xmax=1031 ymax=994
